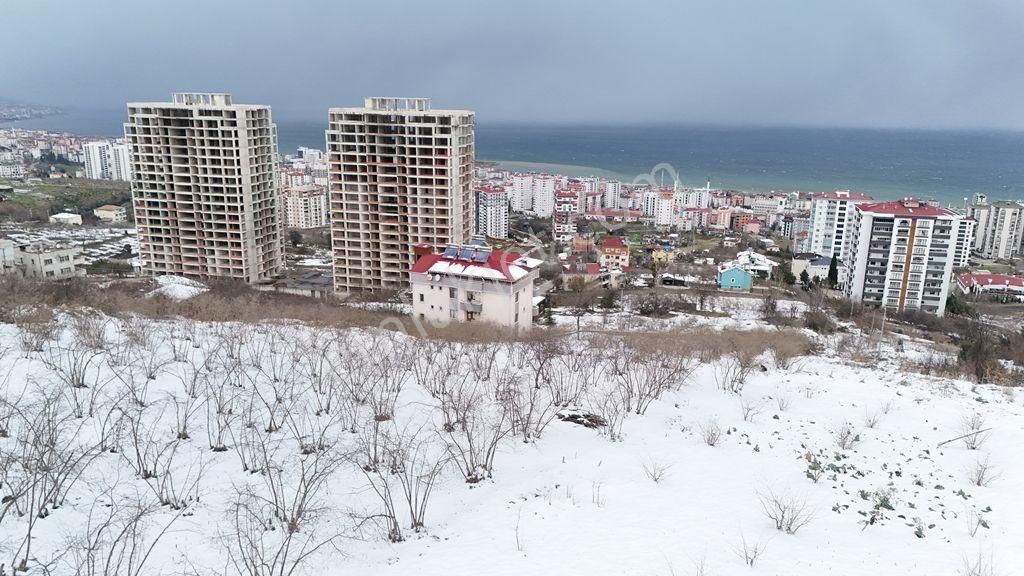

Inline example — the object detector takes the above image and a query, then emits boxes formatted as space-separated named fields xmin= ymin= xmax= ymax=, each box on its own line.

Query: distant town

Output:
xmin=1 ymin=94 xmax=1023 ymax=328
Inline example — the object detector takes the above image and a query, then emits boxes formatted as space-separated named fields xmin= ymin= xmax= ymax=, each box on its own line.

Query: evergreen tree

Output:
xmin=827 ymin=255 xmax=839 ymax=288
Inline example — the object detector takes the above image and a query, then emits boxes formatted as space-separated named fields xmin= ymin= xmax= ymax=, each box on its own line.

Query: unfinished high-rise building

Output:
xmin=326 ymin=97 xmax=475 ymax=292
xmin=125 ymin=93 xmax=283 ymax=282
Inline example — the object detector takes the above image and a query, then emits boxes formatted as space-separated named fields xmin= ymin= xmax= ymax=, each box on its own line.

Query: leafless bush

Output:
xmin=775 ymin=393 xmax=792 ymax=412
xmin=62 ymin=492 xmax=187 ymax=576
xmin=740 ymin=397 xmax=764 ymax=423
xmin=714 ymin=351 xmax=757 ymax=394
xmin=960 ymin=412 xmax=990 ymax=450
xmin=355 ymin=421 xmax=450 ymax=539
xmin=769 ymin=339 xmax=805 ymax=370
xmin=500 ymin=369 xmax=557 ymax=443
xmin=863 ymin=410 xmax=881 ymax=429
xmin=228 ymin=447 xmax=343 ymax=575
xmin=589 ymin=386 xmax=627 ymax=442
xmin=437 ymin=380 xmax=512 ymax=483
xmin=967 ymin=456 xmax=1000 ymax=487
xmin=758 ymin=488 xmax=814 ymax=534
xmin=734 ymin=531 xmax=767 ymax=567
xmin=960 ymin=550 xmax=998 ymax=576
xmin=15 ymin=308 xmax=58 ymax=355
xmin=965 ymin=507 xmax=990 ymax=537
xmin=617 ymin=350 xmax=693 ymax=415
xmin=642 ymin=459 xmax=672 ymax=483
xmin=699 ymin=418 xmax=722 ymax=447
xmin=834 ymin=421 xmax=861 ymax=450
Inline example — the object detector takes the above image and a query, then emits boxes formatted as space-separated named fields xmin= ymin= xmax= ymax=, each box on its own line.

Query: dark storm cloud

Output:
xmin=4 ymin=0 xmax=1024 ymax=129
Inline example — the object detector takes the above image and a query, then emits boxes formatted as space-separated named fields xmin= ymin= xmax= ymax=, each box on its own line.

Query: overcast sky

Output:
xmin=4 ymin=0 xmax=1023 ymax=129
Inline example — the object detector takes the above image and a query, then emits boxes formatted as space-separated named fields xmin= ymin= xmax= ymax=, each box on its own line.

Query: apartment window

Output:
xmin=44 ymin=258 xmax=53 ymax=265
xmin=449 ymin=287 xmax=456 ymax=298
xmin=515 ymin=291 xmax=520 ymax=303
xmin=45 ymin=271 xmax=54 ymax=277
xmin=418 ymin=293 xmax=424 ymax=302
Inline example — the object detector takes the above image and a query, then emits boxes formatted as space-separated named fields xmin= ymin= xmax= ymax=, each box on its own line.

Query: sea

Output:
xmin=7 ymin=107 xmax=1024 ymax=207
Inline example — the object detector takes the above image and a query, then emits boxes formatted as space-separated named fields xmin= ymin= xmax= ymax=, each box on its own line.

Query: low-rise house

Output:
xmin=792 ymin=253 xmax=848 ymax=285
xmin=598 ymin=236 xmax=630 ymax=270
xmin=729 ymin=249 xmax=778 ymax=277
xmin=717 ymin=264 xmax=753 ymax=291
xmin=410 ymin=239 xmax=540 ymax=331
xmin=49 ymin=212 xmax=82 ymax=226
xmin=956 ymin=272 xmax=1024 ymax=297
xmin=94 ymin=204 xmax=128 ymax=223
xmin=7 ymin=242 xmax=83 ymax=280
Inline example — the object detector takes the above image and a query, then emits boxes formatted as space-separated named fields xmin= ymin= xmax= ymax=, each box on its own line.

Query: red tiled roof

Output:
xmin=958 ymin=272 xmax=1024 ymax=288
xmin=585 ymin=263 xmax=600 ymax=275
xmin=411 ymin=249 xmax=523 ymax=281
xmin=857 ymin=199 xmax=953 ymax=217
xmin=601 ymin=236 xmax=625 ymax=248
xmin=475 ymin=185 xmax=506 ymax=195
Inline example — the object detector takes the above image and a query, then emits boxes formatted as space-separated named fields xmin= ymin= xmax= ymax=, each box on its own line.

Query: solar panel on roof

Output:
xmin=458 ymin=247 xmax=475 ymax=261
xmin=473 ymin=249 xmax=491 ymax=263
xmin=442 ymin=245 xmax=459 ymax=258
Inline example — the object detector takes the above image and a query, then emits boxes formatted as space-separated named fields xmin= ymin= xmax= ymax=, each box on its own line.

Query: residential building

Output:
xmin=725 ymin=249 xmax=778 ymax=277
xmin=717 ymin=265 xmax=753 ymax=291
xmin=282 ymin=184 xmax=328 ymax=229
xmin=0 ymin=238 xmax=15 ymax=273
xmin=510 ymin=173 xmax=533 ymax=212
xmin=791 ymin=253 xmax=848 ymax=285
xmin=327 ymin=97 xmax=474 ymax=292
xmin=49 ymin=212 xmax=82 ymax=225
xmin=953 ymin=218 xmax=975 ymax=269
xmin=93 ymin=204 xmax=127 ymax=223
xmin=8 ymin=242 xmax=83 ymax=280
xmin=808 ymin=191 xmax=873 ymax=260
xmin=956 ymin=271 xmax=1024 ymax=297
xmin=410 ymin=239 xmax=539 ymax=330
xmin=965 ymin=196 xmax=991 ymax=251
xmin=0 ymin=164 xmax=26 ymax=178
xmin=475 ymin=185 xmax=509 ymax=239
xmin=83 ymin=141 xmax=133 ymax=181
xmin=552 ymin=190 xmax=577 ymax=242
xmin=531 ymin=174 xmax=556 ymax=217
xmin=844 ymin=199 xmax=965 ymax=317
xmin=603 ymin=180 xmax=622 ymax=209
xmin=125 ymin=93 xmax=284 ymax=282
xmin=597 ymin=235 xmax=630 ymax=270
xmin=979 ymin=201 xmax=1024 ymax=260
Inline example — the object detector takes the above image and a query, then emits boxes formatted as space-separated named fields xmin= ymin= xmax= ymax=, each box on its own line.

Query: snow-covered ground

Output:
xmin=146 ymin=275 xmax=208 ymax=300
xmin=0 ymin=308 xmax=1020 ymax=576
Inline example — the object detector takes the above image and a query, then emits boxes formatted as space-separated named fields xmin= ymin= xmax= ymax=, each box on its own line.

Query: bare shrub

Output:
xmin=739 ymin=397 xmax=764 ymax=423
xmin=714 ymin=352 xmax=756 ymax=394
xmin=775 ymin=393 xmax=792 ymax=412
xmin=960 ymin=550 xmax=998 ymax=576
xmin=834 ymin=421 xmax=861 ymax=450
xmin=734 ymin=531 xmax=767 ymax=567
xmin=967 ymin=456 xmax=1000 ymax=487
xmin=769 ymin=339 xmax=805 ymax=370
xmin=228 ymin=448 xmax=344 ymax=574
xmin=437 ymin=380 xmax=512 ymax=483
xmin=641 ymin=459 xmax=672 ymax=484
xmin=863 ymin=410 xmax=881 ymax=429
xmin=960 ymin=413 xmax=990 ymax=450
xmin=699 ymin=418 xmax=722 ymax=447
xmin=758 ymin=488 xmax=814 ymax=534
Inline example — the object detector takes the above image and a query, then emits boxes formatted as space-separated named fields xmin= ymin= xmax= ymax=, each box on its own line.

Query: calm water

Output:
xmin=7 ymin=109 xmax=1024 ymax=206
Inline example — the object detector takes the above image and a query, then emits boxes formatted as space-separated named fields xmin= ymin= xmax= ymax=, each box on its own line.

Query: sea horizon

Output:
xmin=5 ymin=107 xmax=1024 ymax=206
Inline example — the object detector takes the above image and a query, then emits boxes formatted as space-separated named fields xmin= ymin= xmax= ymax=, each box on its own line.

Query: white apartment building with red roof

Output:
xmin=410 ymin=239 xmax=540 ymax=330
xmin=844 ymin=198 xmax=972 ymax=316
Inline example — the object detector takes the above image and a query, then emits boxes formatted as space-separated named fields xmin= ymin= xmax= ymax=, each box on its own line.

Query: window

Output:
xmin=44 ymin=258 xmax=53 ymax=265
xmin=418 ymin=293 xmax=424 ymax=302
xmin=449 ymin=287 xmax=456 ymax=298
xmin=515 ymin=291 xmax=520 ymax=303
xmin=449 ymin=309 xmax=457 ymax=319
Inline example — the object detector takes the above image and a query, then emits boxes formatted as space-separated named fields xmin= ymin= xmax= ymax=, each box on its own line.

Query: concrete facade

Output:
xmin=125 ymin=93 xmax=284 ymax=283
xmin=327 ymin=97 xmax=474 ymax=292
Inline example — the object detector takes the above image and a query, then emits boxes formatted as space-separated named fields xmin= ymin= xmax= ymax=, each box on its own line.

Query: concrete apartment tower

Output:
xmin=125 ymin=93 xmax=283 ymax=282
xmin=326 ymin=97 xmax=475 ymax=292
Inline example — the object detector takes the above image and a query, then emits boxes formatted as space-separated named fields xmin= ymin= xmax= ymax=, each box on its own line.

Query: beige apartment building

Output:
xmin=125 ymin=93 xmax=283 ymax=282
xmin=326 ymin=97 xmax=475 ymax=292
xmin=282 ymin=184 xmax=328 ymax=229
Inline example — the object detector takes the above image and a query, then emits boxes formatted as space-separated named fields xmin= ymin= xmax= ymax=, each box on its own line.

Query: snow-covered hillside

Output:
xmin=0 ymin=308 xmax=1020 ymax=576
